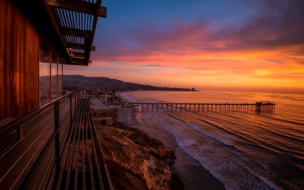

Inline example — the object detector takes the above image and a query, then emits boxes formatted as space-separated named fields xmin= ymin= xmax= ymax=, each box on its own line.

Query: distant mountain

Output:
xmin=63 ymin=75 xmax=196 ymax=91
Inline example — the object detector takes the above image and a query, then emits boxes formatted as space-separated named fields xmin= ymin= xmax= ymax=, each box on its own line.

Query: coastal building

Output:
xmin=1 ymin=0 xmax=106 ymax=120
xmin=0 ymin=0 xmax=113 ymax=189
xmin=90 ymin=99 xmax=117 ymax=125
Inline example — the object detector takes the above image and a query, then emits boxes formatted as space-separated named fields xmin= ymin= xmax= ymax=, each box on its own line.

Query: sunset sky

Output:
xmin=64 ymin=0 xmax=304 ymax=93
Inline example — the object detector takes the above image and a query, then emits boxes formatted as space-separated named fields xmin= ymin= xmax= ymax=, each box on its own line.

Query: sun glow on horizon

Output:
xmin=64 ymin=0 xmax=304 ymax=93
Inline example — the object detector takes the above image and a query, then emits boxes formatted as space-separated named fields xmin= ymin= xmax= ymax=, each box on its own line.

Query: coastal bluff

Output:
xmin=96 ymin=122 xmax=185 ymax=190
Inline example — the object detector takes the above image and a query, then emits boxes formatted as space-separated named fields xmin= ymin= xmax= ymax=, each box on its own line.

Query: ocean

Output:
xmin=120 ymin=91 xmax=304 ymax=190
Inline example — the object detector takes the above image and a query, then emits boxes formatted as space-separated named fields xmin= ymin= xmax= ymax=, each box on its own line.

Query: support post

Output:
xmin=75 ymin=92 xmax=77 ymax=112
xmin=54 ymin=101 xmax=60 ymax=172
xmin=70 ymin=94 xmax=72 ymax=127
xmin=17 ymin=125 xmax=23 ymax=140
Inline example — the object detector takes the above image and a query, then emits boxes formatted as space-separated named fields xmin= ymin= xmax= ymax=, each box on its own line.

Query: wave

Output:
xmin=185 ymin=122 xmax=234 ymax=146
xmin=124 ymin=91 xmax=304 ymax=189
xmin=185 ymin=110 xmax=304 ymax=154
xmin=149 ymin=112 xmax=275 ymax=190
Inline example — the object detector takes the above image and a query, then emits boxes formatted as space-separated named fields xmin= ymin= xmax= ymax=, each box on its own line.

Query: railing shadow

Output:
xmin=0 ymin=90 xmax=79 ymax=189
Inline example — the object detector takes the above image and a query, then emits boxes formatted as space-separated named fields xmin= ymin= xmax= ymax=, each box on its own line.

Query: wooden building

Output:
xmin=0 ymin=1 xmax=114 ymax=189
xmin=0 ymin=0 xmax=106 ymax=121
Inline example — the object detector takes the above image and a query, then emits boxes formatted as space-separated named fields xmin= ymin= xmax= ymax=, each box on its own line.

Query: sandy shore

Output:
xmin=118 ymin=107 xmax=225 ymax=190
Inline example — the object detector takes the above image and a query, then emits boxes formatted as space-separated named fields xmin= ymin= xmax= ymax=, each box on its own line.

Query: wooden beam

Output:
xmin=72 ymin=58 xmax=88 ymax=64
xmin=45 ymin=0 xmax=104 ymax=63
xmin=66 ymin=43 xmax=95 ymax=51
xmin=87 ymin=0 xmax=102 ymax=64
xmin=99 ymin=6 xmax=107 ymax=18
xmin=46 ymin=0 xmax=105 ymax=64
xmin=46 ymin=0 xmax=107 ymax=17
xmin=13 ymin=0 xmax=72 ymax=63
xmin=69 ymin=52 xmax=85 ymax=58
xmin=43 ymin=0 xmax=72 ymax=62
xmin=61 ymin=28 xmax=92 ymax=38
xmin=66 ymin=43 xmax=85 ymax=49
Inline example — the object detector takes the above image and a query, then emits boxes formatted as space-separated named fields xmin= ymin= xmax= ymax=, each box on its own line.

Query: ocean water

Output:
xmin=120 ymin=91 xmax=304 ymax=190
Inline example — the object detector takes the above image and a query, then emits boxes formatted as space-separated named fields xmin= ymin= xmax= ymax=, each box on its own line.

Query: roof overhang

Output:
xmin=12 ymin=0 xmax=106 ymax=66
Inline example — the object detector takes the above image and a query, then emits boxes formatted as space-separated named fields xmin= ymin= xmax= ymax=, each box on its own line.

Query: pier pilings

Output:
xmin=130 ymin=102 xmax=275 ymax=113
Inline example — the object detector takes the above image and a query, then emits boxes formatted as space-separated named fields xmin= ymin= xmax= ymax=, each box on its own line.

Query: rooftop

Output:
xmin=90 ymin=99 xmax=111 ymax=110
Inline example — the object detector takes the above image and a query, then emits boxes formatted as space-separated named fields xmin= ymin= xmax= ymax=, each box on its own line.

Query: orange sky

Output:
xmin=64 ymin=0 xmax=304 ymax=93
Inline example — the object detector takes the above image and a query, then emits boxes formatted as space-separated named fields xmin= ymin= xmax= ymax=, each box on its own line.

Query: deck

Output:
xmin=0 ymin=91 xmax=113 ymax=190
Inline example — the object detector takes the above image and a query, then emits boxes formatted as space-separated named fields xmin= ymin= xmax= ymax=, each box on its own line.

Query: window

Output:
xmin=39 ymin=42 xmax=51 ymax=106
xmin=39 ymin=41 xmax=65 ymax=106
xmin=51 ymin=54 xmax=58 ymax=100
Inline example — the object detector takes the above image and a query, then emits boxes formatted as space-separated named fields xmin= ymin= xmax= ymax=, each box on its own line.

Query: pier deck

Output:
xmin=128 ymin=102 xmax=275 ymax=112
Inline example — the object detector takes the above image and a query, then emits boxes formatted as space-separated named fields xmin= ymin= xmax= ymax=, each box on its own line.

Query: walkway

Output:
xmin=0 ymin=93 xmax=113 ymax=190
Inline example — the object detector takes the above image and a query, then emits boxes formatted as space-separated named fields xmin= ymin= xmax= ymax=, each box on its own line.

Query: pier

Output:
xmin=128 ymin=101 xmax=275 ymax=112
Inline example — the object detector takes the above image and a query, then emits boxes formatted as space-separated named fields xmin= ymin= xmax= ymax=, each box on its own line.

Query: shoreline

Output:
xmin=117 ymin=98 xmax=225 ymax=190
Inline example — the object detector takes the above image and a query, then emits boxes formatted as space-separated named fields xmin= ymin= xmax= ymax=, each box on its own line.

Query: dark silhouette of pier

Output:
xmin=128 ymin=101 xmax=275 ymax=112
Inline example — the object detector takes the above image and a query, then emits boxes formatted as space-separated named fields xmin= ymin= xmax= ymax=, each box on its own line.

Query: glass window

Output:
xmin=51 ymin=54 xmax=58 ymax=100
xmin=39 ymin=42 xmax=51 ymax=106
xmin=58 ymin=59 xmax=63 ymax=97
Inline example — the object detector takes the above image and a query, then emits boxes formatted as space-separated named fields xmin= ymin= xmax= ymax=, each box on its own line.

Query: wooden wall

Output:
xmin=0 ymin=0 xmax=40 ymax=120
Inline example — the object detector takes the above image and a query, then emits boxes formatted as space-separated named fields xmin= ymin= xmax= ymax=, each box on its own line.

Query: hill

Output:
xmin=63 ymin=75 xmax=196 ymax=91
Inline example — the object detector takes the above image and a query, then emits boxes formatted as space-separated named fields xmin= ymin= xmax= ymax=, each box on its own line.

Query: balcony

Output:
xmin=0 ymin=90 xmax=113 ymax=189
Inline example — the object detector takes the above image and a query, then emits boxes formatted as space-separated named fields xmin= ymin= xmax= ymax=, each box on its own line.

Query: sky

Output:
xmin=64 ymin=0 xmax=304 ymax=93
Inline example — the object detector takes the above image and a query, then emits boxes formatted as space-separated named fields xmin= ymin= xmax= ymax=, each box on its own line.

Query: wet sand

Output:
xmin=118 ymin=108 xmax=225 ymax=190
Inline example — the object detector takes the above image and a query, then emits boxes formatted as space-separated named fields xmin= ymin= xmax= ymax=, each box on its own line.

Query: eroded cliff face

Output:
xmin=96 ymin=122 xmax=184 ymax=190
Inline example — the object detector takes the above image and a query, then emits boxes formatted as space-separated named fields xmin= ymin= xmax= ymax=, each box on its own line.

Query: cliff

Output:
xmin=96 ymin=122 xmax=185 ymax=190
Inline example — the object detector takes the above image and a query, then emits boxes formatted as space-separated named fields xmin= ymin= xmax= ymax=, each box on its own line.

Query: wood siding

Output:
xmin=0 ymin=0 xmax=40 ymax=120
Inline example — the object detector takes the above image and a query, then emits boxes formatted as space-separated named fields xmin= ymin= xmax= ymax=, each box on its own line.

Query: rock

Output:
xmin=169 ymin=173 xmax=185 ymax=190
xmin=96 ymin=122 xmax=184 ymax=190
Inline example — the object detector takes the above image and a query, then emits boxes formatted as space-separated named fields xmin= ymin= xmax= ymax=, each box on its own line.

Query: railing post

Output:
xmin=70 ymin=93 xmax=72 ymax=128
xmin=75 ymin=91 xmax=77 ymax=110
xmin=54 ymin=101 xmax=60 ymax=172
xmin=17 ymin=125 xmax=23 ymax=140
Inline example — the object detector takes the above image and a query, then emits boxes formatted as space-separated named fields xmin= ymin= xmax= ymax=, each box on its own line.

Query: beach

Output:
xmin=118 ymin=91 xmax=304 ymax=190
xmin=118 ymin=106 xmax=225 ymax=190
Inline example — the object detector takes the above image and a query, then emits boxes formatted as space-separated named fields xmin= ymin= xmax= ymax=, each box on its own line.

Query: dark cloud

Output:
xmin=123 ymin=0 xmax=304 ymax=52
xmin=91 ymin=0 xmax=304 ymax=69
xmin=226 ymin=0 xmax=304 ymax=50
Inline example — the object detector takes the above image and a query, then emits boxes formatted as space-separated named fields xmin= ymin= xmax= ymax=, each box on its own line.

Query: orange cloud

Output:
xmin=85 ymin=1 xmax=304 ymax=92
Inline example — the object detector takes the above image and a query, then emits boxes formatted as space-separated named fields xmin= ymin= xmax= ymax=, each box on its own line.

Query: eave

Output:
xmin=12 ymin=0 xmax=106 ymax=66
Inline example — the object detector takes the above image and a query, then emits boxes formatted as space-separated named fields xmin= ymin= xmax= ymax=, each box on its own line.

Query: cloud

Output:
xmin=86 ymin=0 xmax=304 ymax=90
xmin=94 ymin=0 xmax=304 ymax=62
xmin=214 ymin=76 xmax=241 ymax=83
